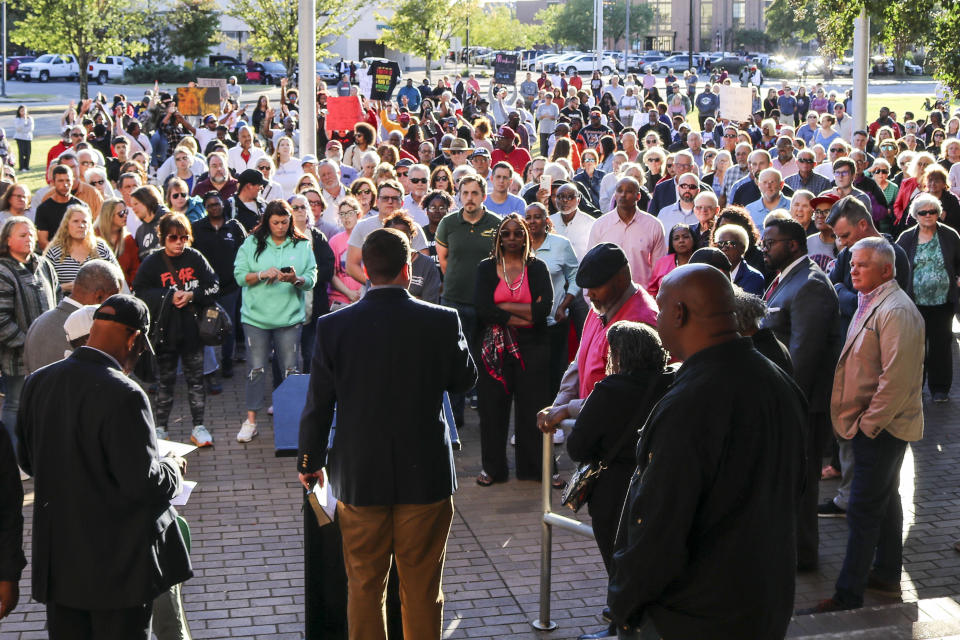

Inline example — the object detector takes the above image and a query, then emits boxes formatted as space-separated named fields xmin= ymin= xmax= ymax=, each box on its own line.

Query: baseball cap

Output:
xmin=238 ymin=168 xmax=268 ymax=187
xmin=93 ymin=294 xmax=155 ymax=354
xmin=326 ymin=140 xmax=342 ymax=150
xmin=64 ymin=305 xmax=99 ymax=343
xmin=301 ymin=154 xmax=319 ymax=165
xmin=468 ymin=147 xmax=491 ymax=159
xmin=810 ymin=193 xmax=841 ymax=209
xmin=396 ymin=158 xmax=415 ymax=168
xmin=498 ymin=126 xmax=516 ymax=139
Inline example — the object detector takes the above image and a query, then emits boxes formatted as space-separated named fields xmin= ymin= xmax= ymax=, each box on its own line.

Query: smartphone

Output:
xmin=280 ymin=266 xmax=293 ymax=273
xmin=540 ymin=175 xmax=552 ymax=192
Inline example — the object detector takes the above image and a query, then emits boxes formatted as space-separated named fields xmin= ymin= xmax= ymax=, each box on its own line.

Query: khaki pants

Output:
xmin=338 ymin=497 xmax=454 ymax=640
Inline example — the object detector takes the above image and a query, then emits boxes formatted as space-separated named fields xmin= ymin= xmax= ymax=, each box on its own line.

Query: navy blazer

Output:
xmin=17 ymin=347 xmax=190 ymax=609
xmin=734 ymin=260 xmax=766 ymax=297
xmin=298 ymin=287 xmax=477 ymax=506
xmin=760 ymin=257 xmax=841 ymax=412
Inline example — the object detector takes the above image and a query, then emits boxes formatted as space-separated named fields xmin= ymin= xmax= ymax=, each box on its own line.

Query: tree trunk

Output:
xmin=426 ymin=52 xmax=433 ymax=83
xmin=77 ymin=51 xmax=90 ymax=101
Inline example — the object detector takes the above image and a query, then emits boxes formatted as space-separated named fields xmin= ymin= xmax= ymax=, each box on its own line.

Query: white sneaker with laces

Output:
xmin=237 ymin=419 xmax=258 ymax=443
xmin=191 ymin=425 xmax=214 ymax=447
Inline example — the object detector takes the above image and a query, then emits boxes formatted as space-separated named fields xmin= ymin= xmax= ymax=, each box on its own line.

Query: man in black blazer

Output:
xmin=760 ymin=218 xmax=841 ymax=571
xmin=17 ymin=295 xmax=191 ymax=639
xmin=298 ymin=228 xmax=477 ymax=640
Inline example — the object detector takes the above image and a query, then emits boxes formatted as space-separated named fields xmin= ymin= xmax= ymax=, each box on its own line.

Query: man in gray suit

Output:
xmin=24 ymin=260 xmax=121 ymax=373
xmin=760 ymin=217 xmax=841 ymax=571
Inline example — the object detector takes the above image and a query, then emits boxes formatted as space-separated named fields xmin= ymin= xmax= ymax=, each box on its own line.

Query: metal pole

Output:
xmin=687 ymin=0 xmax=694 ymax=71
xmin=2 ymin=0 xmax=7 ymax=98
xmin=465 ymin=17 xmax=470 ymax=74
xmin=593 ymin=0 xmax=601 ymax=73
xmin=532 ymin=431 xmax=558 ymax=631
xmin=624 ymin=0 xmax=630 ymax=75
xmin=852 ymin=8 xmax=869 ymax=131
xmin=298 ymin=0 xmax=317 ymax=157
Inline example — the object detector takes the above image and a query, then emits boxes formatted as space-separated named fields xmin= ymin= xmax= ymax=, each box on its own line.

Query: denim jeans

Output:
xmin=217 ymin=289 xmax=241 ymax=368
xmin=150 ymin=130 xmax=169 ymax=168
xmin=1 ymin=373 xmax=24 ymax=453
xmin=244 ymin=323 xmax=300 ymax=412
xmin=833 ymin=430 xmax=908 ymax=608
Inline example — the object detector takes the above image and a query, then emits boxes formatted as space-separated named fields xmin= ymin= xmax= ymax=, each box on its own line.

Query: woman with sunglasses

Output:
xmin=870 ymin=159 xmax=898 ymax=234
xmin=164 ymin=177 xmax=206 ymax=223
xmin=133 ymin=212 xmax=220 ymax=445
xmin=349 ymin=178 xmax=378 ymax=217
xmin=43 ymin=203 xmax=120 ymax=294
xmin=254 ymin=156 xmax=284 ymax=201
xmin=234 ymin=200 xmax=317 ymax=443
xmin=896 ymin=193 xmax=960 ymax=404
xmin=326 ymin=196 xmax=364 ymax=311
xmin=429 ymin=165 xmax=454 ymax=195
xmin=474 ymin=214 xmax=552 ymax=487
xmin=96 ymin=198 xmax=139 ymax=285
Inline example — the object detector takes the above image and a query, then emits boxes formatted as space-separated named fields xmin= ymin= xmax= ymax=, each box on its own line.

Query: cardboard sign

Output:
xmin=176 ymin=87 xmax=220 ymax=116
xmin=718 ymin=85 xmax=753 ymax=123
xmin=197 ymin=77 xmax=227 ymax=103
xmin=494 ymin=53 xmax=519 ymax=85
xmin=324 ymin=96 xmax=363 ymax=133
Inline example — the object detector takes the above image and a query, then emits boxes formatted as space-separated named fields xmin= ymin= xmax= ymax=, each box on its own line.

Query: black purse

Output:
xmin=561 ymin=381 xmax=661 ymax=512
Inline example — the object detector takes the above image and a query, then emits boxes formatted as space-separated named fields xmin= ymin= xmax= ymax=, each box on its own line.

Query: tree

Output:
xmin=536 ymin=0 xmax=594 ymax=50
xmin=604 ymin=0 xmax=654 ymax=51
xmin=168 ymin=0 xmax=222 ymax=65
xmin=460 ymin=5 xmax=542 ymax=50
xmin=927 ymin=3 xmax=960 ymax=94
xmin=229 ymin=0 xmax=369 ymax=78
xmin=732 ymin=28 xmax=772 ymax=51
xmin=10 ymin=0 xmax=148 ymax=99
xmin=377 ymin=0 xmax=472 ymax=83
xmin=766 ymin=0 xmax=818 ymax=44
xmin=881 ymin=0 xmax=934 ymax=75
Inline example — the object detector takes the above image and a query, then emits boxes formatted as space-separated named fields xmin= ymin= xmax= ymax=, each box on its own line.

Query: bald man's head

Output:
xmin=656 ymin=264 xmax=739 ymax=361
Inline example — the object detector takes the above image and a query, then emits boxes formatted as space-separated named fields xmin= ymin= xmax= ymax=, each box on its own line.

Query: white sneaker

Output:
xmin=553 ymin=429 xmax=565 ymax=444
xmin=237 ymin=419 xmax=258 ymax=443
xmin=267 ymin=405 xmax=274 ymax=415
xmin=510 ymin=433 xmax=516 ymax=446
xmin=191 ymin=425 xmax=214 ymax=447
xmin=156 ymin=426 xmax=169 ymax=441
xmin=19 ymin=466 xmax=29 ymax=481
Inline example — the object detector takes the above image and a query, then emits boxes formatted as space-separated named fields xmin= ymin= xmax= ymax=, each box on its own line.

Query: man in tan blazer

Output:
xmin=799 ymin=236 xmax=923 ymax=615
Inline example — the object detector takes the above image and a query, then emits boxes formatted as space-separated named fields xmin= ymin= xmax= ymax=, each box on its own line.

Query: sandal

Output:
xmin=476 ymin=471 xmax=495 ymax=487
xmin=821 ymin=465 xmax=841 ymax=480
xmin=551 ymin=473 xmax=564 ymax=489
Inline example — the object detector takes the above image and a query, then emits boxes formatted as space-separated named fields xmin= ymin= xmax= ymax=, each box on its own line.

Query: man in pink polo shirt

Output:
xmin=538 ymin=243 xmax=658 ymax=436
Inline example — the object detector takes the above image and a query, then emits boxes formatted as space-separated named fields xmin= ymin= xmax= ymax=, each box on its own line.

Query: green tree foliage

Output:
xmin=10 ymin=0 xmax=148 ymax=99
xmin=460 ymin=5 xmax=543 ymax=50
xmin=604 ymin=0 xmax=654 ymax=50
xmin=229 ymin=0 xmax=368 ymax=78
xmin=731 ymin=28 xmax=772 ymax=50
xmin=927 ymin=3 xmax=960 ymax=94
xmin=168 ymin=0 xmax=222 ymax=64
xmin=765 ymin=0 xmax=818 ymax=44
xmin=881 ymin=0 xmax=934 ymax=75
xmin=377 ymin=0 xmax=472 ymax=82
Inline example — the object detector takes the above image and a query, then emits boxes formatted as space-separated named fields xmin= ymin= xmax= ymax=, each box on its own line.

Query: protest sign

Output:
xmin=176 ymin=87 xmax=220 ymax=116
xmin=718 ymin=85 xmax=753 ymax=122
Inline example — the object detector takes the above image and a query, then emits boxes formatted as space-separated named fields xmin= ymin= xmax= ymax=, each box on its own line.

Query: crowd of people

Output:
xmin=0 ymin=63 xmax=955 ymax=639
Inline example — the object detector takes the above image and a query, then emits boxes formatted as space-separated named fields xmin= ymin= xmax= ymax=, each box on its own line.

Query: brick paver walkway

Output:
xmin=3 ymin=345 xmax=960 ymax=639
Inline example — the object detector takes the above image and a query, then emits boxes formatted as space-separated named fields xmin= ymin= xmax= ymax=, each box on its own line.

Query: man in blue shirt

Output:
xmin=745 ymin=168 xmax=791 ymax=227
xmin=777 ymin=88 xmax=797 ymax=127
xmin=483 ymin=162 xmax=526 ymax=216
xmin=397 ymin=79 xmax=422 ymax=112
xmin=796 ymin=112 xmax=820 ymax=147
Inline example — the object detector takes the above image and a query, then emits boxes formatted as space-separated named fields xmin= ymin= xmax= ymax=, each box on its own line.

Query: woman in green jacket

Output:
xmin=234 ymin=199 xmax=317 ymax=443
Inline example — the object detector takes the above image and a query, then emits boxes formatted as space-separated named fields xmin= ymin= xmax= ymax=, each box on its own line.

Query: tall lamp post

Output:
xmin=298 ymin=0 xmax=316 ymax=160
xmin=2 ymin=0 xmax=7 ymax=98
xmin=687 ymin=0 xmax=694 ymax=71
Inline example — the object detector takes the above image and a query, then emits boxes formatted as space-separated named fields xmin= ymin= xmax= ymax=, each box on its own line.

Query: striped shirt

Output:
xmin=722 ymin=164 xmax=750 ymax=201
xmin=44 ymin=238 xmax=118 ymax=286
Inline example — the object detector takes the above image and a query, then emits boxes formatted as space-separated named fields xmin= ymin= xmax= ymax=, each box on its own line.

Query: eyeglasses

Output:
xmin=257 ymin=165 xmax=270 ymax=171
xmin=166 ymin=234 xmax=189 ymax=242
xmin=427 ymin=206 xmax=449 ymax=213
xmin=116 ymin=210 xmax=128 ymax=217
xmin=410 ymin=177 xmax=428 ymax=184
xmin=916 ymin=209 xmax=940 ymax=217
xmin=435 ymin=175 xmax=449 ymax=182
xmin=171 ymin=193 xmax=187 ymax=199
xmin=647 ymin=158 xmax=662 ymax=163
xmin=379 ymin=194 xmax=402 ymax=203
xmin=761 ymin=238 xmax=789 ymax=250
xmin=872 ymin=168 xmax=889 ymax=174
xmin=834 ymin=170 xmax=851 ymax=177
xmin=583 ymin=158 xmax=597 ymax=164
xmin=80 ymin=161 xmax=95 ymax=167
xmin=723 ymin=134 xmax=737 ymax=139
xmin=292 ymin=204 xmax=307 ymax=211
xmin=715 ymin=240 xmax=741 ymax=249
xmin=89 ymin=179 xmax=105 ymax=186
xmin=397 ymin=171 xmax=409 ymax=177
xmin=829 ymin=147 xmax=845 ymax=153
xmin=812 ymin=208 xmax=831 ymax=217
xmin=355 ymin=188 xmax=373 ymax=195
xmin=307 ymin=199 xmax=323 ymax=207
xmin=678 ymin=183 xmax=699 ymax=190
xmin=339 ymin=208 xmax=359 ymax=217
xmin=556 ymin=194 xmax=577 ymax=201
xmin=70 ymin=133 xmax=83 ymax=139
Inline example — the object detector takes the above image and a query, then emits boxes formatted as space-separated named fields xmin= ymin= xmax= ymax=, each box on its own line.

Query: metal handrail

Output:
xmin=532 ymin=420 xmax=595 ymax=632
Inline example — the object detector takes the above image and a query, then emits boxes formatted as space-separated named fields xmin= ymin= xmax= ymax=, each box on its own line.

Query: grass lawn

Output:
xmin=17 ymin=136 xmax=57 ymax=191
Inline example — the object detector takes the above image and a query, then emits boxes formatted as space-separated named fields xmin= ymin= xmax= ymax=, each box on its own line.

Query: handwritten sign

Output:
xmin=324 ymin=96 xmax=363 ymax=133
xmin=197 ymin=77 xmax=227 ymax=104
xmin=718 ymin=85 xmax=753 ymax=122
xmin=176 ymin=87 xmax=220 ymax=117
xmin=494 ymin=53 xmax=519 ymax=85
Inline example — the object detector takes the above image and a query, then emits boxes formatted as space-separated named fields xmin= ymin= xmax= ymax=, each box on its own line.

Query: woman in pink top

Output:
xmin=327 ymin=196 xmax=364 ymax=309
xmin=474 ymin=214 xmax=553 ymax=487
xmin=647 ymin=224 xmax=694 ymax=297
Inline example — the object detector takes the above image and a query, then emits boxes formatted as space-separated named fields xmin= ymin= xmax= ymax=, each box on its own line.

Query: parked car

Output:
xmin=710 ymin=56 xmax=749 ymax=73
xmin=16 ymin=54 xmax=79 ymax=82
xmin=210 ymin=56 xmax=247 ymax=78
xmin=246 ymin=61 xmax=287 ymax=85
xmin=904 ymin=60 xmax=924 ymax=75
xmin=547 ymin=53 xmax=618 ymax=75
xmin=315 ymin=62 xmax=339 ymax=84
xmin=6 ymin=56 xmax=35 ymax=79
xmin=87 ymin=55 xmax=135 ymax=84
xmin=644 ymin=54 xmax=697 ymax=74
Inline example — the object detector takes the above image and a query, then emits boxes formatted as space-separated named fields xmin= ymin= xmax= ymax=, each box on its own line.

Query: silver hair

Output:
xmin=851 ymin=236 xmax=896 ymax=274
xmin=910 ymin=192 xmax=942 ymax=220
xmin=604 ymin=321 xmax=667 ymax=376
xmin=733 ymin=288 xmax=767 ymax=333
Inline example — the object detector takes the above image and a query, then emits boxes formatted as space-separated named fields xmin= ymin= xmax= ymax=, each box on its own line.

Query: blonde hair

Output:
xmin=97 ymin=199 xmax=129 ymax=258
xmin=272 ymin=135 xmax=296 ymax=168
xmin=45 ymin=204 xmax=98 ymax=263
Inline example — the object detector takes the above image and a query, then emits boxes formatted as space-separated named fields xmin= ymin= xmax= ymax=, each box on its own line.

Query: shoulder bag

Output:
xmin=161 ymin=253 xmax=232 ymax=346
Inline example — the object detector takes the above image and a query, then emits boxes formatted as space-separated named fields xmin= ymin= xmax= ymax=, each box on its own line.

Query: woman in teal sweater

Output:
xmin=234 ymin=199 xmax=317 ymax=443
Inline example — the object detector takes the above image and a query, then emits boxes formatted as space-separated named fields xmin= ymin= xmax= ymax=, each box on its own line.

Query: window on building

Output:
xmin=700 ymin=0 xmax=714 ymax=46
xmin=732 ymin=0 xmax=745 ymax=29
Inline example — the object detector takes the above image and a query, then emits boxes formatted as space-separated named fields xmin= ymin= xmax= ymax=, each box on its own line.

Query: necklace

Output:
xmin=501 ymin=258 xmax=525 ymax=292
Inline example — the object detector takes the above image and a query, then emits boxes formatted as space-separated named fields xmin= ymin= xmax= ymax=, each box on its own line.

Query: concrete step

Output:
xmin=787 ymin=597 xmax=960 ymax=639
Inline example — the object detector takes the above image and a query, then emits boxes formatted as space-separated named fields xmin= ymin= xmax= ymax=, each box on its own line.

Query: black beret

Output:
xmin=576 ymin=243 xmax=628 ymax=288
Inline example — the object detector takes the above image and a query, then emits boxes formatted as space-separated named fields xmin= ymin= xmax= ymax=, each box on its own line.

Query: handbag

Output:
xmin=561 ymin=379 xmax=662 ymax=512
xmin=161 ymin=253 xmax=232 ymax=346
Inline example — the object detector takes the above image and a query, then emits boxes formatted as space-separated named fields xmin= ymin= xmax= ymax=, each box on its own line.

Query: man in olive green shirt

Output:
xmin=435 ymin=174 xmax=501 ymax=425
